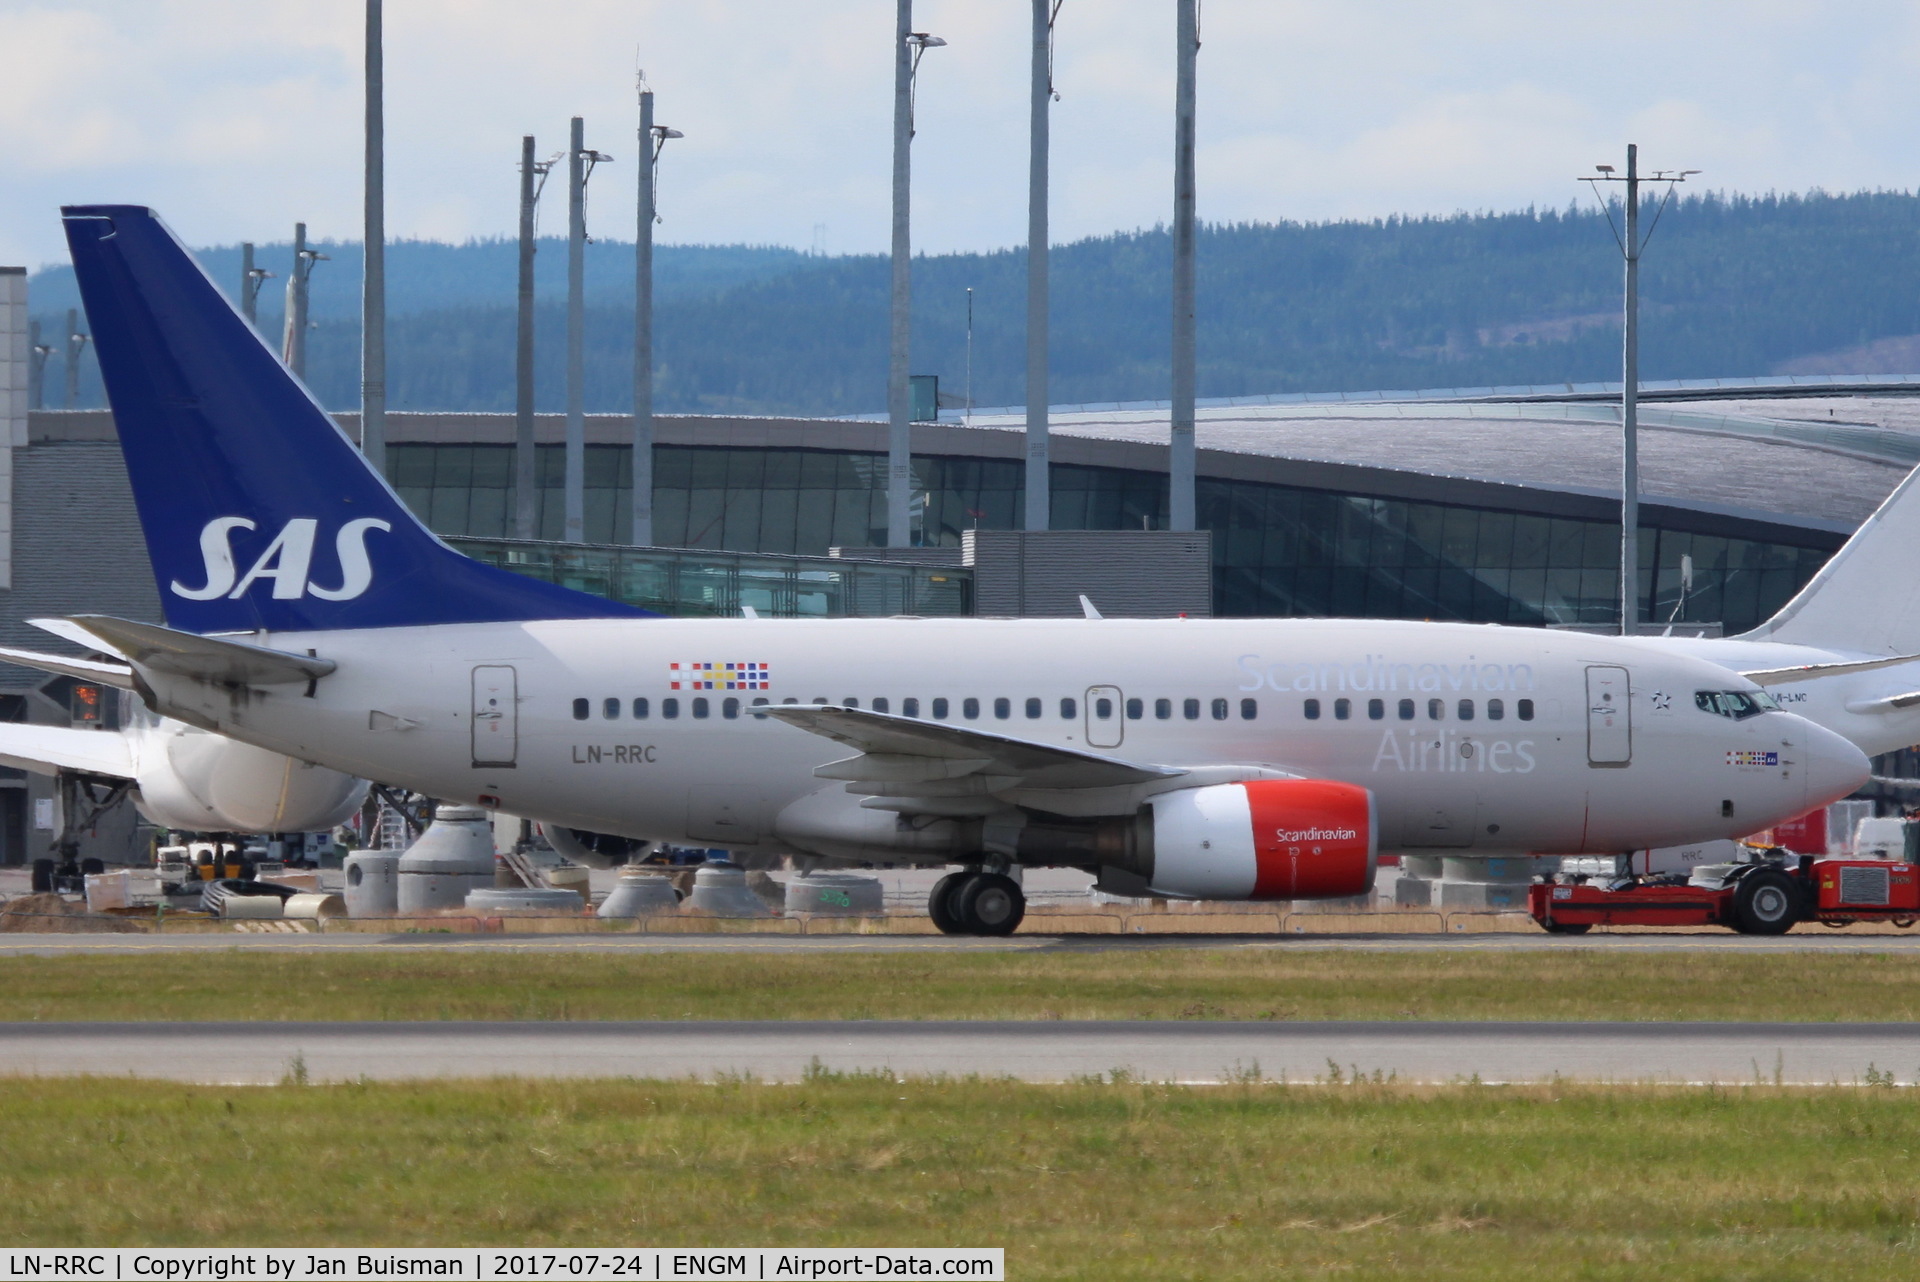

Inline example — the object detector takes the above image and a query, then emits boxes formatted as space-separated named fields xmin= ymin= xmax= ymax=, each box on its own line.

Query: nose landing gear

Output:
xmin=929 ymin=868 xmax=1027 ymax=936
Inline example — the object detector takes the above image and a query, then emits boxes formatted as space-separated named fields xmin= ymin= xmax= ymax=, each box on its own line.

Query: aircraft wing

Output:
xmin=762 ymin=704 xmax=1184 ymax=817
xmin=0 ymin=721 xmax=134 ymax=779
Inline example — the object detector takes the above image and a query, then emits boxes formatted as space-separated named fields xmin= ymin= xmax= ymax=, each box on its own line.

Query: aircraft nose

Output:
xmin=1799 ymin=717 xmax=1871 ymax=809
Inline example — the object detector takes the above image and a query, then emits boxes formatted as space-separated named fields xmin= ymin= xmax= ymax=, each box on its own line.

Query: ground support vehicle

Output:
xmin=1528 ymin=855 xmax=1920 ymax=935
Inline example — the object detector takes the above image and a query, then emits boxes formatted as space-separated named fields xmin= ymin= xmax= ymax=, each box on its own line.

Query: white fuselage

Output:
xmin=136 ymin=616 xmax=1867 ymax=864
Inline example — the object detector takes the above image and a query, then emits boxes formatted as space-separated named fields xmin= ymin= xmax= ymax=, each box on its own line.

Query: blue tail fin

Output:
xmin=61 ymin=205 xmax=649 ymax=633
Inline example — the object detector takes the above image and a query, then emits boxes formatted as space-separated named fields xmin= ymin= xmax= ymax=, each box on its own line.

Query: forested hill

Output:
xmin=31 ymin=190 xmax=1920 ymax=416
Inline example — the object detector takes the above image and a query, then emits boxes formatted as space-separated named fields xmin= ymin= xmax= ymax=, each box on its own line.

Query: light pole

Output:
xmin=240 ymin=243 xmax=274 ymax=328
xmin=362 ymin=0 xmax=387 ymax=474
xmin=27 ymin=321 xmax=51 ymax=411
xmin=282 ymin=223 xmax=328 ymax=380
xmin=564 ymin=116 xmax=613 ymax=544
xmin=64 ymin=308 xmax=89 ymax=409
xmin=515 ymin=136 xmax=557 ymax=540
xmin=1581 ymin=148 xmax=1695 ymax=635
xmin=1026 ymin=0 xmax=1062 ymax=532
xmin=886 ymin=7 xmax=945 ymax=548
xmin=964 ymin=286 xmax=974 ymax=428
xmin=1168 ymin=0 xmax=1199 ymax=532
xmin=634 ymin=78 xmax=683 ymax=548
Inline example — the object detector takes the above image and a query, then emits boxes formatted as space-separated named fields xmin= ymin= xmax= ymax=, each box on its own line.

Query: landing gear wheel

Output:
xmin=1732 ymin=869 xmax=1802 ymax=936
xmin=928 ymin=872 xmax=971 ymax=935
xmin=1541 ymin=918 xmax=1591 ymax=935
xmin=955 ymin=873 xmax=1025 ymax=936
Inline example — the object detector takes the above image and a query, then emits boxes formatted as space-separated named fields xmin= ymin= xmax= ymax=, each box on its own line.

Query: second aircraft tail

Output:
xmin=1739 ymin=463 xmax=1920 ymax=655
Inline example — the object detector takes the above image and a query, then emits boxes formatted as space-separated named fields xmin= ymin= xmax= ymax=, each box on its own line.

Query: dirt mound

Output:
xmin=0 ymin=894 xmax=141 ymax=933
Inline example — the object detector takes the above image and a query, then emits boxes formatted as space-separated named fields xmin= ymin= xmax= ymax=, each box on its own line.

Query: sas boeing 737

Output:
xmin=17 ymin=205 xmax=1871 ymax=934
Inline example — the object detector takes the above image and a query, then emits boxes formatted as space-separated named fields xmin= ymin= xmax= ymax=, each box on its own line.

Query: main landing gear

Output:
xmin=929 ymin=869 xmax=1026 ymax=936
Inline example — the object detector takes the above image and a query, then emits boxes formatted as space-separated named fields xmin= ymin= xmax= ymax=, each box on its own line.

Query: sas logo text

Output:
xmin=171 ymin=517 xmax=392 ymax=602
xmin=1726 ymin=750 xmax=1779 ymax=767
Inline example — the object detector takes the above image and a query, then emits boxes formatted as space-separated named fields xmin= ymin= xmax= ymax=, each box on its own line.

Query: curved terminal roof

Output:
xmin=38 ymin=385 xmax=1920 ymax=545
xmin=956 ymin=395 xmax=1918 ymax=536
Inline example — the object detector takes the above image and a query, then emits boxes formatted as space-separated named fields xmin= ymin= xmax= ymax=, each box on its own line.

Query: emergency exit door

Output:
xmin=1586 ymin=665 xmax=1631 ymax=766
xmin=472 ymin=665 xmax=518 ymax=768
xmin=1085 ymin=685 xmax=1124 ymax=749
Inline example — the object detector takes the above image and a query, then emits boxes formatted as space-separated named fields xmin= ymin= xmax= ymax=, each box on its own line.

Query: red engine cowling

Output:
xmin=1146 ymin=779 xmax=1377 ymax=900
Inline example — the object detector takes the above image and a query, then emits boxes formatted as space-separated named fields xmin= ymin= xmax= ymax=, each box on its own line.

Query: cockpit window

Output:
xmin=1695 ymin=690 xmax=1778 ymax=720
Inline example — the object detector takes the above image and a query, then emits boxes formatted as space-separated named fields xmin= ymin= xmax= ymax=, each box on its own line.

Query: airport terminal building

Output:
xmin=0 ymin=379 xmax=1917 ymax=862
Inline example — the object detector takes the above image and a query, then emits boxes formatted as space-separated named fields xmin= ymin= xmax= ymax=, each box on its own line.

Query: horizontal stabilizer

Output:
xmin=0 ymin=721 xmax=133 ymax=779
xmin=0 ymin=646 xmax=136 ymax=690
xmin=765 ymin=704 xmax=1182 ymax=792
xmin=59 ymin=616 xmax=335 ymax=687
xmin=1846 ymin=691 xmax=1920 ymax=715
xmin=1741 ymin=652 xmax=1920 ymax=686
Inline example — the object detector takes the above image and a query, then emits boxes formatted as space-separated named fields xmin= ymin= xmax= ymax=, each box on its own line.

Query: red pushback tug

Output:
xmin=1529 ymin=855 xmax=1920 ymax=935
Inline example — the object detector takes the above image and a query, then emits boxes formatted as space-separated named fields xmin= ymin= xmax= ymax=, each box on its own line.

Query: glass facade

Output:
xmin=448 ymin=537 xmax=970 ymax=618
xmin=392 ymin=443 xmax=1836 ymax=634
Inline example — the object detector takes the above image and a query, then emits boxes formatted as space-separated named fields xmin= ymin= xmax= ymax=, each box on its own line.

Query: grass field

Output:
xmin=4 ymin=1076 xmax=1918 ymax=1280
xmin=3 ymin=949 xmax=1920 ymax=1022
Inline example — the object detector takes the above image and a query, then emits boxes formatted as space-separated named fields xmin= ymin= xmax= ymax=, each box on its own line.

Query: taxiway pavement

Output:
xmin=3 ymin=1019 xmax=1916 ymax=1085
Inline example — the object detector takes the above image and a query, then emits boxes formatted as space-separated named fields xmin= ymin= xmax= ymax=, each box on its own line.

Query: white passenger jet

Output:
xmin=12 ymin=205 xmax=1870 ymax=934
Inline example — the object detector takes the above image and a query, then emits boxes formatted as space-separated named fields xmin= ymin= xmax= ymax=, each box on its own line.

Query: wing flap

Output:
xmin=763 ymin=704 xmax=1183 ymax=793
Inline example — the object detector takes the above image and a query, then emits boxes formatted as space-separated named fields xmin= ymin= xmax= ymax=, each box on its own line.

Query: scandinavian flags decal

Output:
xmin=669 ymin=661 xmax=770 ymax=691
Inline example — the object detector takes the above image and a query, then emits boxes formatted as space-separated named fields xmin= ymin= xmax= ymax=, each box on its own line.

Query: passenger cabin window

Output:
xmin=1060 ymin=697 xmax=1077 ymax=719
xmin=1334 ymin=698 xmax=1351 ymax=721
xmin=872 ymin=697 xmax=889 ymax=714
xmin=1126 ymin=697 xmax=1144 ymax=720
xmin=572 ymin=698 xmax=589 ymax=721
xmin=603 ymin=698 xmax=621 ymax=720
xmin=903 ymin=697 xmax=921 ymax=718
xmin=1095 ymin=696 xmax=1114 ymax=720
xmin=1240 ymin=698 xmax=1258 ymax=721
xmin=1487 ymin=698 xmax=1504 ymax=721
xmin=1517 ymin=699 xmax=1534 ymax=721
xmin=632 ymin=698 xmax=650 ymax=719
xmin=722 ymin=698 xmax=740 ymax=720
xmin=963 ymin=697 xmax=981 ymax=719
xmin=1026 ymin=697 xmax=1043 ymax=719
xmin=1304 ymin=698 xmax=1321 ymax=721
xmin=811 ymin=696 xmax=828 ymax=705
xmin=1155 ymin=698 xmax=1172 ymax=720
xmin=1398 ymin=698 xmax=1415 ymax=721
xmin=932 ymin=697 xmax=950 ymax=720
xmin=1457 ymin=698 xmax=1474 ymax=721
xmin=1368 ymin=698 xmax=1385 ymax=721
xmin=842 ymin=698 xmax=859 ymax=709
xmin=692 ymin=698 xmax=710 ymax=719
xmin=663 ymin=698 xmax=680 ymax=719
xmin=994 ymin=697 xmax=1012 ymax=720
xmin=1210 ymin=698 xmax=1229 ymax=721
xmin=1184 ymin=698 xmax=1201 ymax=720
xmin=1427 ymin=698 xmax=1444 ymax=721
xmin=1695 ymin=690 xmax=1775 ymax=720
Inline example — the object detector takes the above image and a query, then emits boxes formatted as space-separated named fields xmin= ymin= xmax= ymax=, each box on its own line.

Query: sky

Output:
xmin=5 ymin=1 xmax=1920 ymax=271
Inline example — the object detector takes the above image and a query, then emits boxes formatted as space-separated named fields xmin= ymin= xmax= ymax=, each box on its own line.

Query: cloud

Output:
xmin=5 ymin=0 xmax=1920 ymax=272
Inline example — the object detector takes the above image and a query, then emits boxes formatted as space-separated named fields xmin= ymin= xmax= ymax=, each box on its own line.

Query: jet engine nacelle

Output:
xmin=133 ymin=723 xmax=368 ymax=833
xmin=1145 ymin=779 xmax=1377 ymax=900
